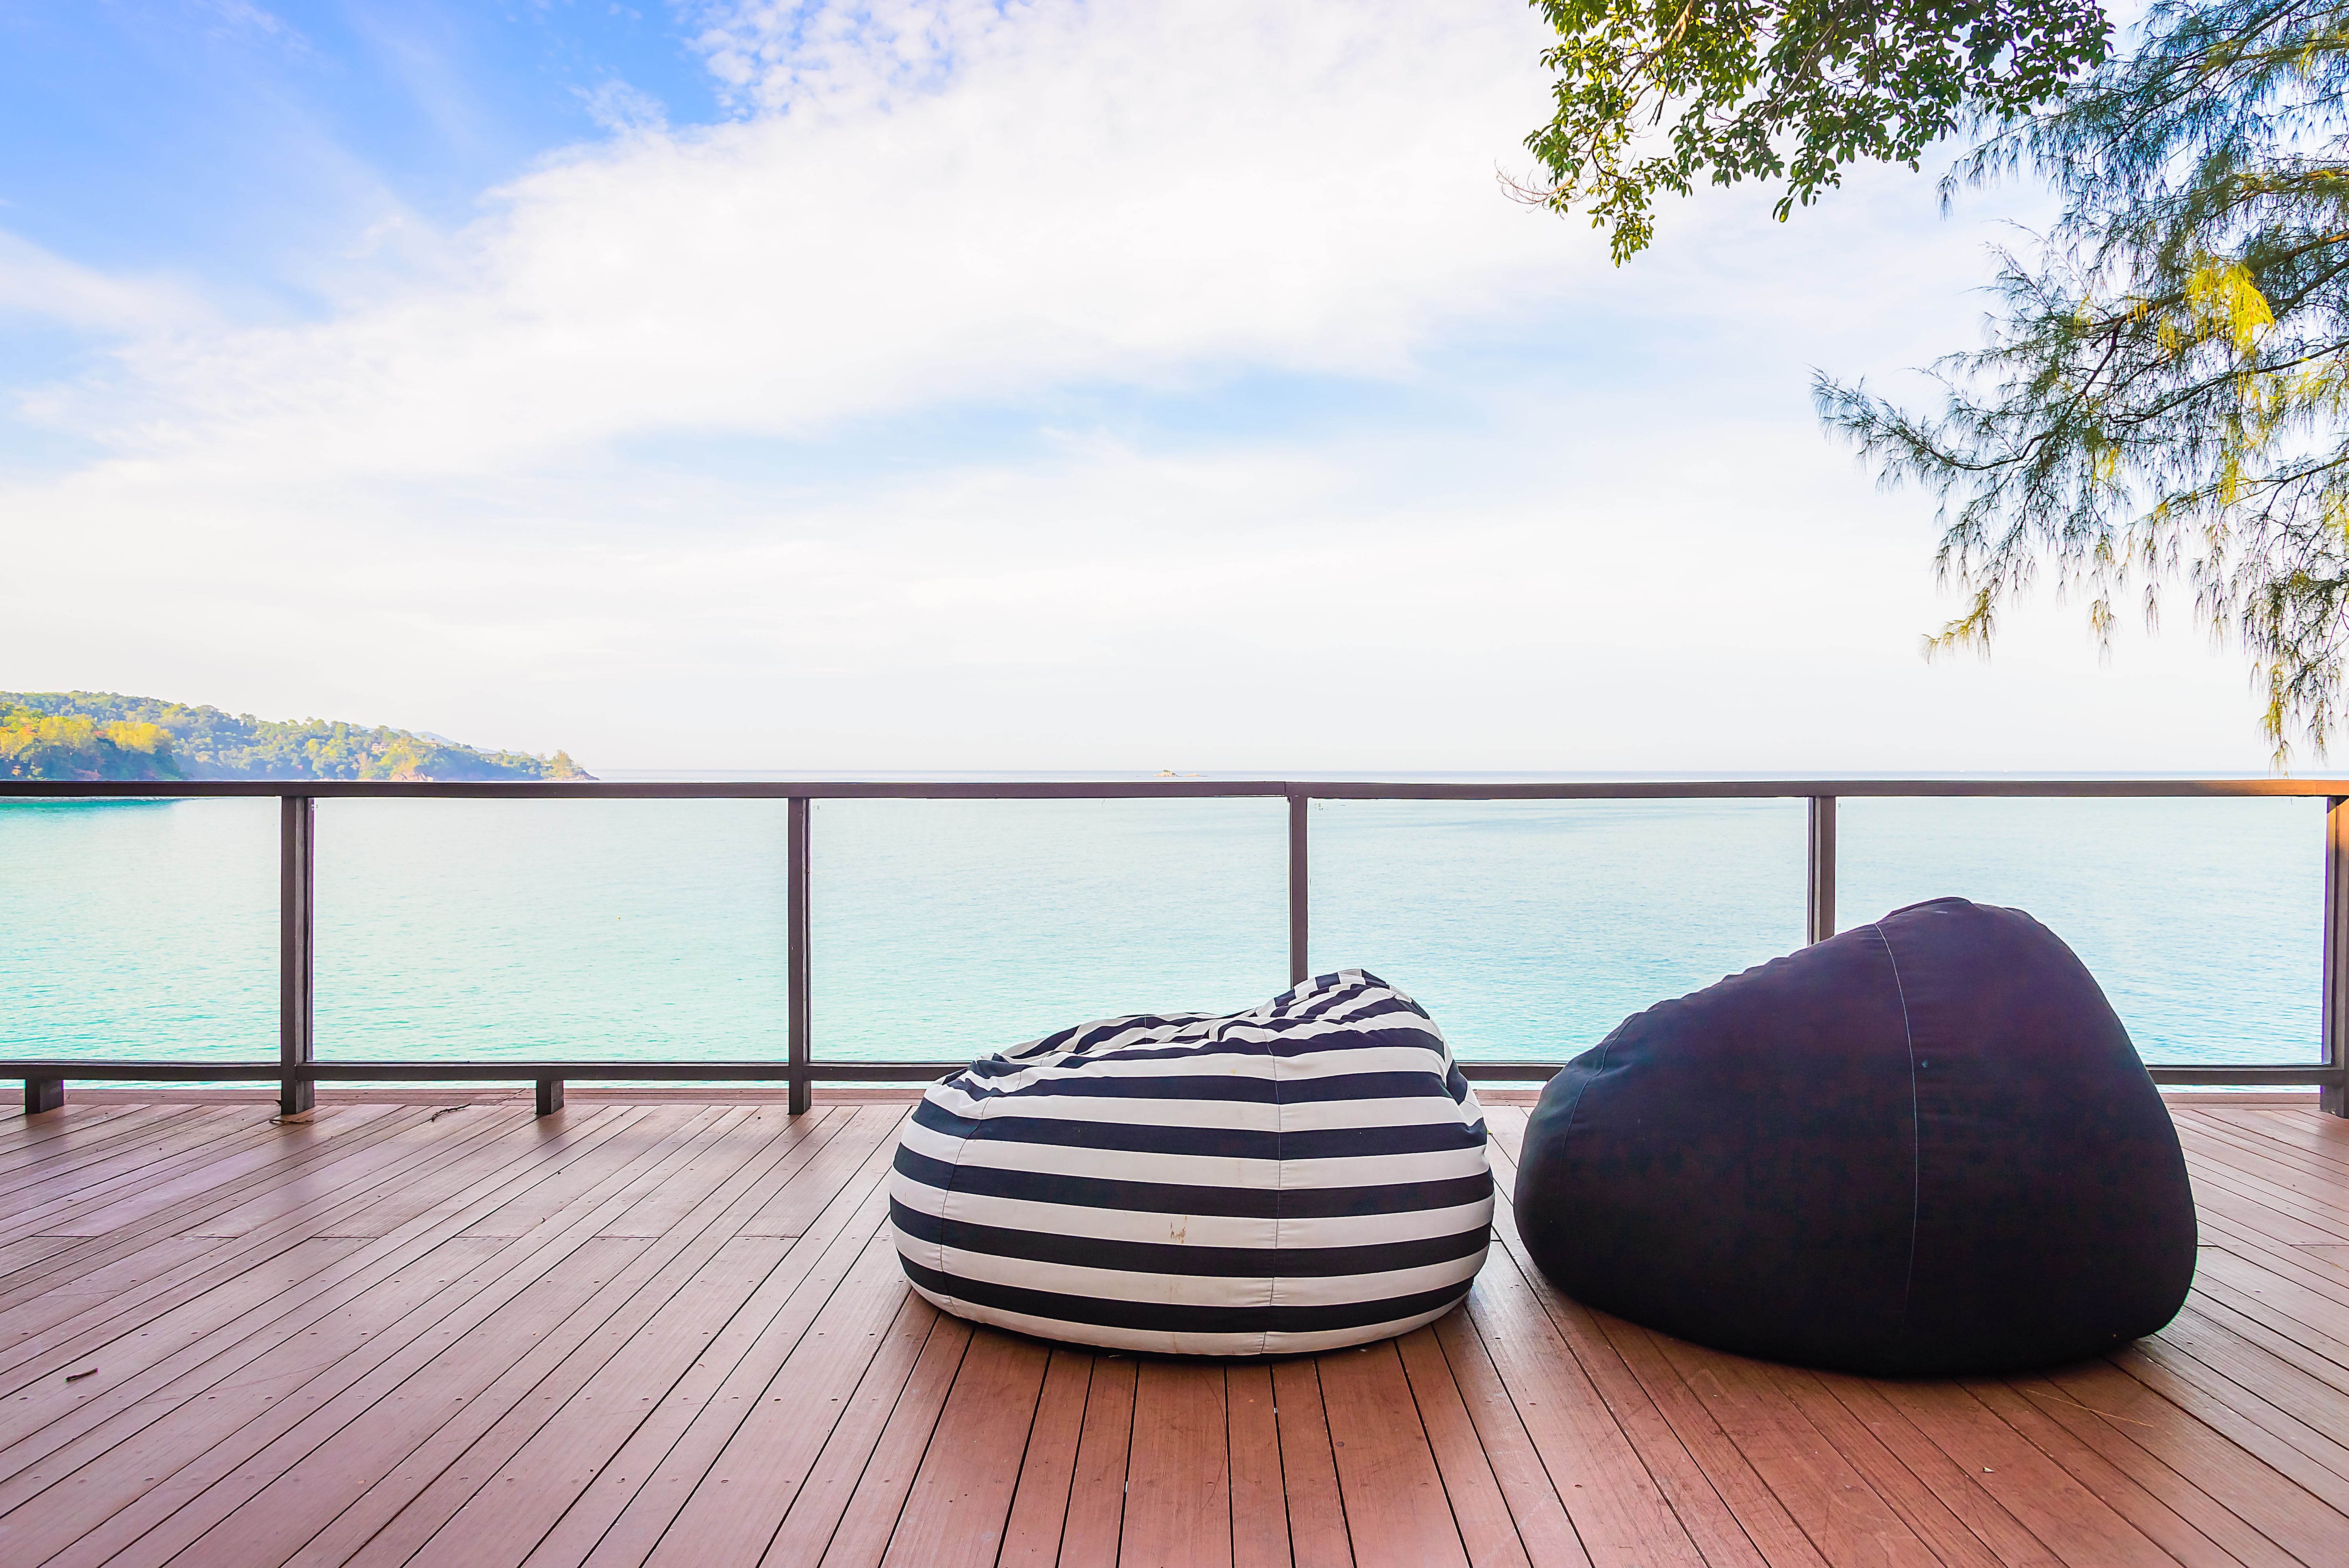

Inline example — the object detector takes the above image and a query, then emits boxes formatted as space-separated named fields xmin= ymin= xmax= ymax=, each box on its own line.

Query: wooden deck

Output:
xmin=2 ymin=1095 xmax=2344 ymax=1568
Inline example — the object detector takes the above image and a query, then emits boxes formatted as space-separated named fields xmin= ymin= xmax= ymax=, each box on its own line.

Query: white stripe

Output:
xmin=910 ymin=1242 xmax=1485 ymax=1309
xmin=902 ymin=1121 xmax=1489 ymax=1189
xmin=946 ymin=1040 xmax=1454 ymax=1098
xmin=901 ymin=1279 xmax=1467 ymax=1357
xmin=925 ymin=1089 xmax=1478 ymax=1135
xmin=895 ymin=1173 xmax=1493 ymax=1250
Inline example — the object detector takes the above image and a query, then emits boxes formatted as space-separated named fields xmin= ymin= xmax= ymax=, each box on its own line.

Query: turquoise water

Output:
xmin=0 ymin=787 xmax=2324 ymax=1073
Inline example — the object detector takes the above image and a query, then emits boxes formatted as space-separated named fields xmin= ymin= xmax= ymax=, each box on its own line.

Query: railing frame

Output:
xmin=6 ymin=776 xmax=2345 ymax=1118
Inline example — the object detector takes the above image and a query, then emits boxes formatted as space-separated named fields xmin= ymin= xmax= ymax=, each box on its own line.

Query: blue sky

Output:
xmin=0 ymin=3 xmax=710 ymax=271
xmin=0 ymin=0 xmax=2286 ymax=772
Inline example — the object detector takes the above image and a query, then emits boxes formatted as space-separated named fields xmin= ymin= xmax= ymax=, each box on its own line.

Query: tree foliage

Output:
xmin=1817 ymin=0 xmax=2349 ymax=760
xmin=0 ymin=692 xmax=592 ymax=782
xmin=1523 ymin=0 xmax=2112 ymax=260
xmin=0 ymin=708 xmax=185 ymax=782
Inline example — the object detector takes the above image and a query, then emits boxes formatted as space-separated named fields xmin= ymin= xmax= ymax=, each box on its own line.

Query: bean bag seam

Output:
xmin=1868 ymin=921 xmax=1924 ymax=1353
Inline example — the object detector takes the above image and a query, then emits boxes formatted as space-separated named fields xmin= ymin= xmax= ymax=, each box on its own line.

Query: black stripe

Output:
xmin=909 ymin=1101 xmax=1484 ymax=1159
xmin=890 ymin=1199 xmax=1488 ymax=1279
xmin=892 ymin=1145 xmax=1491 ymax=1219
xmin=948 ymin=1069 xmax=1456 ymax=1106
xmin=1060 ymin=1027 xmax=1444 ymax=1068
xmin=1013 ymin=1012 xmax=1220 ymax=1058
xmin=899 ymin=1256 xmax=1471 ymax=1336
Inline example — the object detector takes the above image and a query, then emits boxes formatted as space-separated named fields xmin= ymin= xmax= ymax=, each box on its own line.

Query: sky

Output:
xmin=0 ymin=0 xmax=2288 ymax=774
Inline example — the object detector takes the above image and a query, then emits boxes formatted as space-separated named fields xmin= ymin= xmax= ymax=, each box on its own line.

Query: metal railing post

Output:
xmin=2323 ymin=798 xmax=2349 ymax=1117
xmin=788 ymin=796 xmax=813 ymax=1115
xmin=280 ymin=795 xmax=316 ymax=1120
xmin=1806 ymin=795 xmax=1838 ymax=945
xmin=1288 ymin=790 xmax=1310 ymax=987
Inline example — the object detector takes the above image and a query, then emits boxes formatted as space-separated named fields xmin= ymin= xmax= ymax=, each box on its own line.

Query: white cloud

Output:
xmin=0 ymin=0 xmax=2288 ymax=771
xmin=0 ymin=232 xmax=209 ymax=337
xmin=38 ymin=0 xmax=1573 ymax=482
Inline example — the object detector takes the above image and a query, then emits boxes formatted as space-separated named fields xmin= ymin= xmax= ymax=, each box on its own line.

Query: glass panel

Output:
xmin=811 ymin=797 xmax=1288 ymax=1064
xmin=314 ymin=799 xmax=789 ymax=1063
xmin=0 ymin=797 xmax=276 ymax=1060
xmin=1309 ymin=798 xmax=1807 ymax=1061
xmin=1836 ymin=795 xmax=2322 ymax=1064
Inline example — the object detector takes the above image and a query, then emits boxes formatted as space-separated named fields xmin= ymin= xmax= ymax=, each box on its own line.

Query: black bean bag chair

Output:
xmin=1514 ymin=897 xmax=2196 ymax=1375
xmin=892 ymin=969 xmax=1493 ymax=1355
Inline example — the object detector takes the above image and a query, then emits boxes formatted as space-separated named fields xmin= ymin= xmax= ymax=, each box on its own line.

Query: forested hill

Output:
xmin=0 ymin=691 xmax=593 ymax=782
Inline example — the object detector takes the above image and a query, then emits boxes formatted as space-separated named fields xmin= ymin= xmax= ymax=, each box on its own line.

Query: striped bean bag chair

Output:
xmin=890 ymin=969 xmax=1493 ymax=1355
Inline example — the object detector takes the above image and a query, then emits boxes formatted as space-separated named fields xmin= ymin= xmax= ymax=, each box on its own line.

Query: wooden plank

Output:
xmin=1396 ymin=1324 xmax=1528 ymax=1568
xmin=0 ymin=1102 xmax=544 ymax=1343
xmin=1430 ymin=1307 xmax=1591 ymax=1568
xmin=735 ymin=1106 xmax=905 ymax=1238
xmin=1002 ymin=1348 xmax=1095 ymax=1566
xmin=1794 ymin=1375 xmax=2058 ymax=1568
xmin=13 ymin=1138 xmax=666 ymax=1565
xmin=552 ymin=1116 xmax=916 ymax=1568
xmin=2184 ymin=1288 xmax=2349 ymax=1401
xmin=598 ymin=1106 xmax=835 ymax=1236
xmin=73 ymin=1103 xmax=771 ymax=1568
xmin=0 ymin=1236 xmax=228 ymax=1349
xmin=1824 ymin=1370 xmax=2158 ymax=1568
xmin=189 ymin=1105 xmax=563 ymax=1240
xmin=462 ymin=1106 xmax=719 ymax=1236
xmin=722 ymin=1291 xmax=945 ymax=1568
xmin=1225 ymin=1362 xmax=1291 ymax=1568
xmin=1270 ymin=1359 xmax=1350 ymax=1568
xmin=344 ymin=1235 xmax=793 ymax=1568
xmin=1121 ymin=1358 xmax=1233 ymax=1568
xmin=0 ymin=1122 xmax=287 ymax=1258
xmin=26 ymin=1106 xmax=408 ymax=1240
xmin=2232 ymin=1110 xmax=2349 ymax=1173
xmin=1958 ymin=1373 xmax=2271 ymax=1568
xmin=2195 ymin=1246 xmax=2349 ymax=1364
xmin=0 ymin=1106 xmax=187 ymax=1196
xmin=2198 ymin=1215 xmax=2349 ymax=1316
xmin=2182 ymin=1111 xmax=2349 ymax=1183
xmin=2057 ymin=1352 xmax=2349 ymax=1558
xmin=2134 ymin=1327 xmax=2349 ymax=1493
xmin=806 ymin=1313 xmax=973 ymax=1568
xmin=0 ymin=1236 xmax=505 ymax=1567
xmin=12 ymin=1106 xmax=717 ymax=1568
xmin=0 ymin=1101 xmax=157 ymax=1160
xmin=2160 ymin=1303 xmax=2349 ymax=1454
xmin=0 ymin=1110 xmax=447 ymax=1349
xmin=0 ymin=1235 xmax=84 ymax=1285
xmin=1474 ymin=1144 xmax=1722 ymax=1568
xmin=1642 ymin=1337 xmax=1948 ymax=1568
xmin=2189 ymin=1172 xmax=2349 ymax=1249
xmin=0 ymin=1108 xmax=280 ymax=1239
xmin=1459 ymin=1262 xmax=1704 ymax=1568
xmin=879 ymin=1327 xmax=1051 ymax=1568
xmin=0 ymin=1107 xmax=635 ymax=1442
xmin=302 ymin=1114 xmax=852 ymax=1568
xmin=334 ymin=1110 xmax=901 ymax=1568
xmin=1060 ymin=1355 xmax=1139 ymax=1568
xmin=2174 ymin=1129 xmax=2349 ymax=1235
xmin=0 ymin=1236 xmax=374 ymax=1461
xmin=1318 ymin=1339 xmax=1469 ymax=1568
xmin=1587 ymin=1320 xmax=1818 ymax=1568
xmin=148 ymin=1237 xmax=656 ymax=1568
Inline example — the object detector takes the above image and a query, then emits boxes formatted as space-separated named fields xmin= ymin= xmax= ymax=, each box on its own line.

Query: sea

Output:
xmin=0 ymin=777 xmax=2325 ymax=1078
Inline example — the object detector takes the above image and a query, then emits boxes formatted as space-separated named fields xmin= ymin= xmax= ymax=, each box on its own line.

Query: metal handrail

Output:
xmin=6 ymin=777 xmax=2345 ymax=1118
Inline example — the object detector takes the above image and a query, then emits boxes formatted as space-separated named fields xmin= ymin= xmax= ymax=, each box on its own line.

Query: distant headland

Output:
xmin=0 ymin=691 xmax=592 ymax=782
